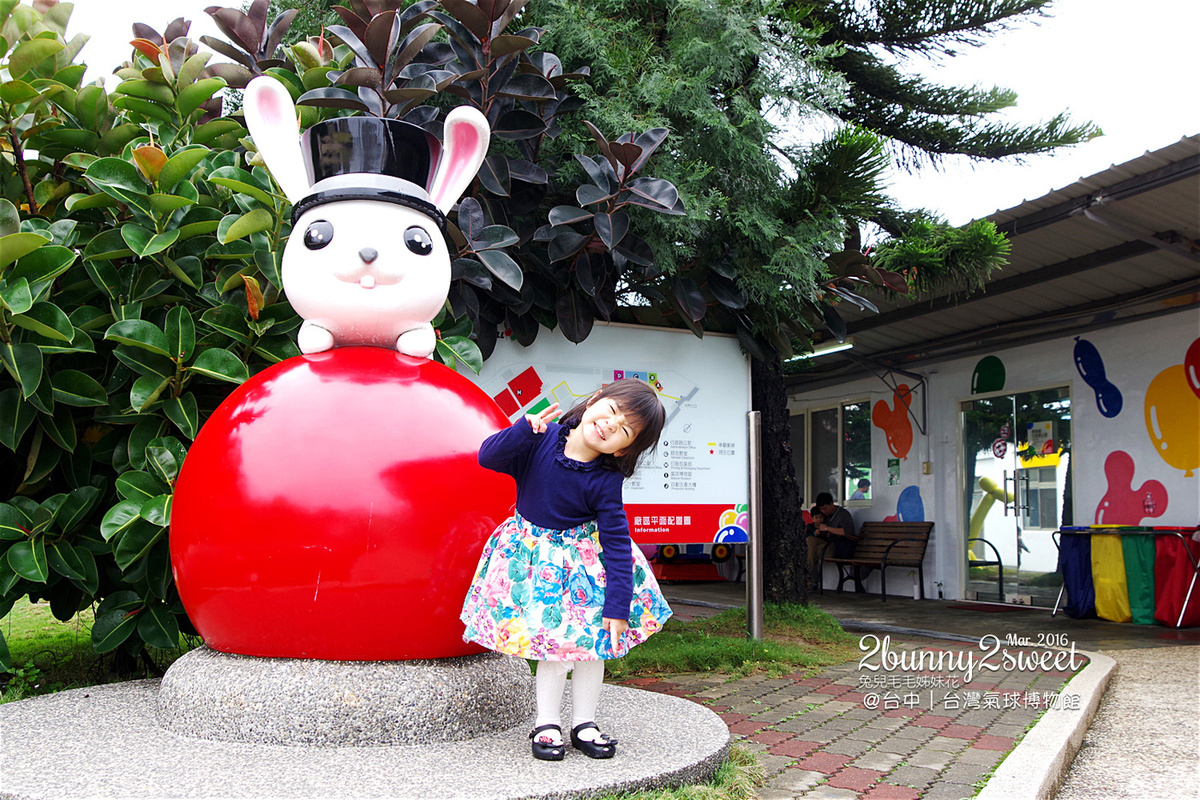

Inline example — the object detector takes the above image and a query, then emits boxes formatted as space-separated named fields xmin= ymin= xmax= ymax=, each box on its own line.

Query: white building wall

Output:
xmin=787 ymin=308 xmax=1200 ymax=599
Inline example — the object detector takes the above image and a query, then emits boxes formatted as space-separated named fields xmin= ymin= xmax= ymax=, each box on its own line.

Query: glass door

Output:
xmin=961 ymin=387 xmax=1071 ymax=606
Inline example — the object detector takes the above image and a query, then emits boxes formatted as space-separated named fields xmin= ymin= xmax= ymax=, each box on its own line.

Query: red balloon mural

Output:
xmin=170 ymin=347 xmax=514 ymax=661
xmin=872 ymin=384 xmax=914 ymax=460
xmin=1185 ymin=336 xmax=1200 ymax=401
xmin=1094 ymin=450 xmax=1168 ymax=526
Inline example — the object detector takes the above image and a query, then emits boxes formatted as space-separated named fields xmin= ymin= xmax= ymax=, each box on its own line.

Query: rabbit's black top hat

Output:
xmin=292 ymin=117 xmax=446 ymax=231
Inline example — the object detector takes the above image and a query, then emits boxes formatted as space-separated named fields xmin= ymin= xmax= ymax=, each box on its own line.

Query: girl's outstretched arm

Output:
xmin=478 ymin=409 xmax=556 ymax=475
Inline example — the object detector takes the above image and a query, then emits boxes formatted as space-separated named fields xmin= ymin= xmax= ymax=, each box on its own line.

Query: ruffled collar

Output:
xmin=554 ymin=420 xmax=602 ymax=472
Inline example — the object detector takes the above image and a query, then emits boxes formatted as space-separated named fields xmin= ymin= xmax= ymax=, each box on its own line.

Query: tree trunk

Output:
xmin=751 ymin=356 xmax=807 ymax=604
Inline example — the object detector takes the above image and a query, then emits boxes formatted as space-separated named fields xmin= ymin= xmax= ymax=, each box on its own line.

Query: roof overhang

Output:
xmin=786 ymin=135 xmax=1200 ymax=392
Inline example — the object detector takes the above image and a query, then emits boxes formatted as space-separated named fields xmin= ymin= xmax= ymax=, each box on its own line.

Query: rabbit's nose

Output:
xmin=359 ymin=247 xmax=378 ymax=264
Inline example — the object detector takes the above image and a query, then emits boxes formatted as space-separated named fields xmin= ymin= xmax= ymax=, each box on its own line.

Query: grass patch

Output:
xmin=1 ymin=601 xmax=196 ymax=703
xmin=597 ymin=745 xmax=764 ymax=800
xmin=606 ymin=603 xmax=860 ymax=680
xmin=1 ymin=601 xmax=95 ymax=701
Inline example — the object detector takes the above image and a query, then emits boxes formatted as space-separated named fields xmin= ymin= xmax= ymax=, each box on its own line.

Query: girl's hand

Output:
xmin=603 ymin=617 xmax=628 ymax=639
xmin=524 ymin=403 xmax=561 ymax=434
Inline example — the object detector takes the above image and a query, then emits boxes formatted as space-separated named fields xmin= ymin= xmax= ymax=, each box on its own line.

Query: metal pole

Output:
xmin=747 ymin=411 xmax=764 ymax=640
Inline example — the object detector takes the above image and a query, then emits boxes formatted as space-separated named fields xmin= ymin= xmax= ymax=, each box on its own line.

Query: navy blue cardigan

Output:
xmin=478 ymin=419 xmax=634 ymax=619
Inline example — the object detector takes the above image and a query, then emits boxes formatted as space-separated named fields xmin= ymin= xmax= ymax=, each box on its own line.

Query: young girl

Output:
xmin=460 ymin=379 xmax=673 ymax=761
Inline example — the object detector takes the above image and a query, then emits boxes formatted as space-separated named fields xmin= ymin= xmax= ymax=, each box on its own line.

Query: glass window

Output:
xmin=790 ymin=400 xmax=873 ymax=504
xmin=1019 ymin=466 xmax=1059 ymax=530
xmin=843 ymin=402 xmax=871 ymax=502
xmin=811 ymin=408 xmax=840 ymax=501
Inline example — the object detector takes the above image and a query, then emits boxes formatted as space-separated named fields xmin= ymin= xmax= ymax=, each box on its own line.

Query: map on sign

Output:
xmin=468 ymin=323 xmax=751 ymax=545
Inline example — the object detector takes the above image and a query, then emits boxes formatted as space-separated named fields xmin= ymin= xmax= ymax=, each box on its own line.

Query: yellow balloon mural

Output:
xmin=968 ymin=476 xmax=1012 ymax=558
xmin=1144 ymin=364 xmax=1200 ymax=477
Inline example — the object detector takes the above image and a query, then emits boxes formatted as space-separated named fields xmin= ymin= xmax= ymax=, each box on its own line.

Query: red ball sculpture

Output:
xmin=170 ymin=347 xmax=514 ymax=660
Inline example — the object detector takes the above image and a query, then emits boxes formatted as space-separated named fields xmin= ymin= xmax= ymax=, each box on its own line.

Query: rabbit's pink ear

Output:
xmin=429 ymin=106 xmax=491 ymax=214
xmin=243 ymin=76 xmax=312 ymax=203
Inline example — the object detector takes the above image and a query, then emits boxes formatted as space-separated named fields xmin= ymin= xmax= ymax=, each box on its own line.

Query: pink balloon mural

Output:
xmin=1094 ymin=450 xmax=1168 ymax=525
xmin=872 ymin=384 xmax=914 ymax=460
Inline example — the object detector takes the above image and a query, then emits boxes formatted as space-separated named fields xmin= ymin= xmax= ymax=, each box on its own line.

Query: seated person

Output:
xmin=813 ymin=492 xmax=858 ymax=559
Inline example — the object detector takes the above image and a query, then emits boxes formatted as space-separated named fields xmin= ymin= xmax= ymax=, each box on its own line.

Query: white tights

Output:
xmin=533 ymin=660 xmax=605 ymax=743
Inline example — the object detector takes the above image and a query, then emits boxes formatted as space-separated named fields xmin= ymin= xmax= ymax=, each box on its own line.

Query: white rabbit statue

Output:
xmin=243 ymin=76 xmax=490 ymax=358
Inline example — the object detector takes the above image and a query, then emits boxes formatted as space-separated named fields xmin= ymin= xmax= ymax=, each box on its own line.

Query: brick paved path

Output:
xmin=622 ymin=638 xmax=1085 ymax=799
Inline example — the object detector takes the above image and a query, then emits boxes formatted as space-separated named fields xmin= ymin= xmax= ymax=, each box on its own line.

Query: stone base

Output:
xmin=157 ymin=647 xmax=534 ymax=746
xmin=0 ymin=680 xmax=729 ymax=799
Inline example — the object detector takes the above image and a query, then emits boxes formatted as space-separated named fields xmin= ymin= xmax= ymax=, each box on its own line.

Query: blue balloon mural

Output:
xmin=896 ymin=485 xmax=925 ymax=522
xmin=1074 ymin=337 xmax=1123 ymax=418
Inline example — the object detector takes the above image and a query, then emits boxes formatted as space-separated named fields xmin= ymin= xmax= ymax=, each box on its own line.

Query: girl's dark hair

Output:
xmin=560 ymin=378 xmax=666 ymax=477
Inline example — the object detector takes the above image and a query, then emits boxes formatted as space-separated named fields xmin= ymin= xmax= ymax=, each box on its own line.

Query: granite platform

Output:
xmin=0 ymin=679 xmax=729 ymax=799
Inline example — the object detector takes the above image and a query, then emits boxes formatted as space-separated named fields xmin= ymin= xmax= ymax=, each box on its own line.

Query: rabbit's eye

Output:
xmin=304 ymin=220 xmax=334 ymax=250
xmin=404 ymin=226 xmax=434 ymax=256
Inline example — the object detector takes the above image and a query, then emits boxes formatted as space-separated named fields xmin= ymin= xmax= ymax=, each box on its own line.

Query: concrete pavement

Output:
xmin=647 ymin=583 xmax=1198 ymax=800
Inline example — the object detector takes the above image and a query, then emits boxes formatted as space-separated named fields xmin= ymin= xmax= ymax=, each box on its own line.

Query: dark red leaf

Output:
xmin=548 ymin=230 xmax=588 ymax=263
xmin=439 ymin=0 xmax=490 ymax=40
xmin=476 ymin=154 xmax=511 ymax=197
xmin=494 ymin=109 xmax=546 ymax=140
xmin=132 ymin=23 xmax=161 ymax=42
xmin=819 ymin=303 xmax=847 ymax=342
xmin=609 ymin=142 xmax=642 ymax=171
xmin=548 ymin=205 xmax=593 ymax=226
xmin=264 ymin=9 xmax=300 ymax=59
xmin=708 ymin=272 xmax=746 ymax=310
xmin=332 ymin=6 xmax=369 ymax=40
xmin=207 ymin=8 xmax=259 ymax=57
xmin=363 ymin=10 xmax=396 ymax=65
xmin=199 ymin=35 xmax=256 ymax=70
xmin=673 ymin=275 xmax=706 ymax=322
xmin=630 ymin=128 xmax=669 ymax=173
xmin=613 ymin=233 xmax=654 ymax=266
xmin=556 ymin=291 xmax=593 ymax=343
xmin=575 ymin=252 xmax=606 ymax=297
xmin=627 ymin=177 xmax=678 ymax=211
xmin=583 ymin=121 xmax=617 ymax=174
xmin=593 ymin=211 xmax=628 ymax=249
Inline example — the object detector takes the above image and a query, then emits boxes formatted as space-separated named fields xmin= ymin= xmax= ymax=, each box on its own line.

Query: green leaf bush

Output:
xmin=0 ymin=0 xmax=689 ymax=672
xmin=0 ymin=0 xmax=305 ymax=670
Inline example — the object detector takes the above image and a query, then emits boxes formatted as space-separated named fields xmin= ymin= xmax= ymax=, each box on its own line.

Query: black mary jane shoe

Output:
xmin=530 ymin=724 xmax=566 ymax=761
xmin=571 ymin=722 xmax=618 ymax=759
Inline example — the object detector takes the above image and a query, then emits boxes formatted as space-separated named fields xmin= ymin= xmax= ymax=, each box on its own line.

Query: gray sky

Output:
xmin=66 ymin=0 xmax=1199 ymax=224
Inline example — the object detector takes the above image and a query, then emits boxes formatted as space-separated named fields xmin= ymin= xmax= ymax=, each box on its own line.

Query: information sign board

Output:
xmin=468 ymin=323 xmax=752 ymax=545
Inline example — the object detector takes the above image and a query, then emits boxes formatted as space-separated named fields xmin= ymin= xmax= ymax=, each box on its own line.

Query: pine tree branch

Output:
xmin=806 ymin=0 xmax=1053 ymax=55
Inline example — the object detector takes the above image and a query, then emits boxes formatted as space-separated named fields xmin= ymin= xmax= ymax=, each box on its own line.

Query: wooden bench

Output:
xmin=818 ymin=521 xmax=933 ymax=602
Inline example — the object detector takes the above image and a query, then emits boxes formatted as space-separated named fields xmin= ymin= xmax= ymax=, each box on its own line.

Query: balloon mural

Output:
xmin=1073 ymin=337 xmax=1123 ymax=418
xmin=1186 ymin=337 xmax=1200 ymax=401
xmin=883 ymin=486 xmax=925 ymax=523
xmin=1144 ymin=359 xmax=1200 ymax=477
xmin=170 ymin=77 xmax=508 ymax=660
xmin=872 ymin=385 xmax=914 ymax=460
xmin=1094 ymin=450 xmax=1168 ymax=525
xmin=971 ymin=356 xmax=1006 ymax=394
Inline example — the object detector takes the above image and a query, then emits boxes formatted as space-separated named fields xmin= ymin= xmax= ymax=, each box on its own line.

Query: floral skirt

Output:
xmin=460 ymin=513 xmax=673 ymax=661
